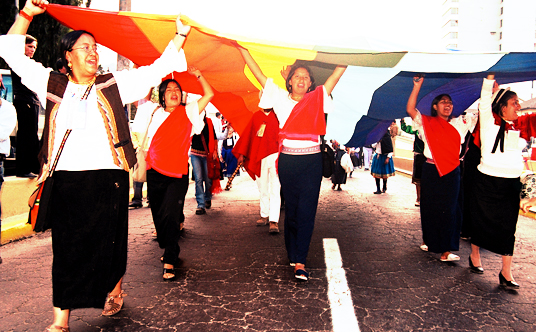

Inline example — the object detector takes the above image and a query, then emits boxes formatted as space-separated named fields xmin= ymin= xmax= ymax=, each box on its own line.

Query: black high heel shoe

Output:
xmin=499 ymin=272 xmax=520 ymax=289
xmin=468 ymin=256 xmax=484 ymax=274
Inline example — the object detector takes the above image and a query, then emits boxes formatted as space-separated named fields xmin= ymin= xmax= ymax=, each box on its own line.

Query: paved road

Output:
xmin=1 ymin=168 xmax=536 ymax=331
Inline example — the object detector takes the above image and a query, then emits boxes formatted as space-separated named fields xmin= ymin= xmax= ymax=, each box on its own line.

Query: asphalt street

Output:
xmin=1 ymin=168 xmax=536 ymax=332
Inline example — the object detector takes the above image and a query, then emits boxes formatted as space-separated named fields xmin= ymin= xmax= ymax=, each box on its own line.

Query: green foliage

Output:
xmin=0 ymin=0 xmax=82 ymax=70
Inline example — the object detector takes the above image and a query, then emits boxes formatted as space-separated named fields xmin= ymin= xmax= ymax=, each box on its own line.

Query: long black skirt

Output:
xmin=470 ymin=170 xmax=520 ymax=256
xmin=420 ymin=163 xmax=461 ymax=254
xmin=49 ymin=170 xmax=129 ymax=310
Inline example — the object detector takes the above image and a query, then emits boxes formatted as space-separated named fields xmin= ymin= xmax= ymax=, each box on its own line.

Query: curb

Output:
xmin=1 ymin=213 xmax=33 ymax=245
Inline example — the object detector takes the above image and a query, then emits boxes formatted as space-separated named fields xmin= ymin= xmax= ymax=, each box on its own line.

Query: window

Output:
xmin=451 ymin=20 xmax=458 ymax=26
xmin=501 ymin=7 xmax=503 ymax=15
xmin=451 ymin=8 xmax=458 ymax=14
xmin=500 ymin=19 xmax=503 ymax=28
xmin=499 ymin=44 xmax=502 ymax=51
xmin=500 ymin=32 xmax=502 ymax=40
xmin=450 ymin=32 xmax=458 ymax=39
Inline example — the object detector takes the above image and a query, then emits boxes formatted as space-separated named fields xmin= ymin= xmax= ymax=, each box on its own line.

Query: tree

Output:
xmin=0 ymin=0 xmax=82 ymax=70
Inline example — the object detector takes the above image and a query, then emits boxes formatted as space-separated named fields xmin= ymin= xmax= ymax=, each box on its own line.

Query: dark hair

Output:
xmin=492 ymin=90 xmax=517 ymax=117
xmin=285 ymin=64 xmax=316 ymax=93
xmin=158 ymin=79 xmax=183 ymax=109
xmin=55 ymin=58 xmax=65 ymax=72
xmin=25 ymin=34 xmax=37 ymax=45
xmin=59 ymin=30 xmax=95 ymax=75
xmin=430 ymin=94 xmax=452 ymax=117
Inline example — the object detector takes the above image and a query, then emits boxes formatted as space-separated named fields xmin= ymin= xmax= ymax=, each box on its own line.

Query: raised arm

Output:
xmin=324 ymin=66 xmax=347 ymax=95
xmin=406 ymin=75 xmax=424 ymax=120
xmin=188 ymin=66 xmax=214 ymax=113
xmin=8 ymin=0 xmax=47 ymax=35
xmin=172 ymin=16 xmax=191 ymax=53
xmin=237 ymin=47 xmax=267 ymax=88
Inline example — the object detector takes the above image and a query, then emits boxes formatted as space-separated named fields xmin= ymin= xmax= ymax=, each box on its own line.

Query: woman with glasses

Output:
xmin=406 ymin=75 xmax=477 ymax=263
xmin=0 ymin=1 xmax=192 ymax=331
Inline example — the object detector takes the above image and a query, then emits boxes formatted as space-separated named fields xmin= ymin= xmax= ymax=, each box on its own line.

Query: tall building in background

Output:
xmin=441 ymin=0 xmax=536 ymax=99
xmin=441 ymin=0 xmax=536 ymax=52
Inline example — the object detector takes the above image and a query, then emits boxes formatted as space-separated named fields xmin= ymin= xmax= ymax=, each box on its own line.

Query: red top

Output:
xmin=146 ymin=105 xmax=192 ymax=178
xmin=233 ymin=110 xmax=279 ymax=179
xmin=421 ymin=114 xmax=460 ymax=177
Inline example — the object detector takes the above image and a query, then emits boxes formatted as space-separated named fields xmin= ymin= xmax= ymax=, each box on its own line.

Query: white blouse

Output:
xmin=0 ymin=34 xmax=187 ymax=171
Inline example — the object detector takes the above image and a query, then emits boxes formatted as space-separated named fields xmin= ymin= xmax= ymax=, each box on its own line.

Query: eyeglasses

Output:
xmin=71 ymin=44 xmax=99 ymax=53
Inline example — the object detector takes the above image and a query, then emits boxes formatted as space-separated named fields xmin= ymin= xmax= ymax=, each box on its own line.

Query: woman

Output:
xmin=406 ymin=75 xmax=477 ymax=262
xmin=238 ymin=47 xmax=346 ymax=281
xmin=370 ymin=128 xmax=395 ymax=194
xmin=133 ymin=67 xmax=213 ymax=281
xmin=0 ymin=1 xmax=191 ymax=330
xmin=469 ymin=74 xmax=525 ymax=289
xmin=221 ymin=125 xmax=239 ymax=177
xmin=331 ymin=141 xmax=347 ymax=190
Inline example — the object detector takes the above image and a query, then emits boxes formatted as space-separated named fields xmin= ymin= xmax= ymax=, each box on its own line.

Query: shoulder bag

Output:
xmin=132 ymin=107 xmax=159 ymax=182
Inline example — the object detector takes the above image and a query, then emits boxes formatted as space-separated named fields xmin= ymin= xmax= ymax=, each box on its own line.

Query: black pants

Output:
xmin=147 ymin=168 xmax=189 ymax=265
xmin=14 ymin=99 xmax=40 ymax=175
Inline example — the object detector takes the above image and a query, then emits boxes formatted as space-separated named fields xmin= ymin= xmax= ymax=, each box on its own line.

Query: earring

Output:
xmin=68 ymin=62 xmax=72 ymax=68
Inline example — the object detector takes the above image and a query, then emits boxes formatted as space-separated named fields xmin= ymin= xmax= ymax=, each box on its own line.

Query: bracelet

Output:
xmin=176 ymin=32 xmax=188 ymax=37
xmin=197 ymin=75 xmax=201 ymax=80
xmin=19 ymin=10 xmax=33 ymax=22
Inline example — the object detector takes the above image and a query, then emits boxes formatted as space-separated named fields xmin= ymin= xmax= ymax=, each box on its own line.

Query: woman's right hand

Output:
xmin=25 ymin=0 xmax=48 ymax=16
xmin=413 ymin=74 xmax=424 ymax=87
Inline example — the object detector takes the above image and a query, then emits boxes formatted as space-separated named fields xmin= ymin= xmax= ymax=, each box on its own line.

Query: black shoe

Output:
xmin=205 ymin=200 xmax=212 ymax=209
xmin=499 ymin=272 xmax=520 ymax=289
xmin=373 ymin=191 xmax=382 ymax=194
xmin=196 ymin=208 xmax=206 ymax=215
xmin=468 ymin=256 xmax=484 ymax=274
xmin=17 ymin=172 xmax=37 ymax=178
xmin=129 ymin=201 xmax=142 ymax=209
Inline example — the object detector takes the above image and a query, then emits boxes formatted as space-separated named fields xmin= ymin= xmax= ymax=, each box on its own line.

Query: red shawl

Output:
xmin=146 ymin=106 xmax=192 ymax=178
xmin=205 ymin=118 xmax=222 ymax=194
xmin=279 ymin=86 xmax=326 ymax=143
xmin=421 ymin=114 xmax=460 ymax=177
xmin=233 ymin=110 xmax=280 ymax=179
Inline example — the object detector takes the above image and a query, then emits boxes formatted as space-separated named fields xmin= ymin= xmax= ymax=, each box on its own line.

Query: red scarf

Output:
xmin=421 ymin=114 xmax=460 ymax=177
xmin=233 ymin=110 xmax=279 ymax=179
xmin=146 ymin=106 xmax=192 ymax=178
xmin=279 ymin=86 xmax=326 ymax=143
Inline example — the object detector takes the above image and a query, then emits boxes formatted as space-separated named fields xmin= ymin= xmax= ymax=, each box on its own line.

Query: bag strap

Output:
xmin=200 ymin=130 xmax=210 ymax=157
xmin=139 ymin=106 xmax=160 ymax=150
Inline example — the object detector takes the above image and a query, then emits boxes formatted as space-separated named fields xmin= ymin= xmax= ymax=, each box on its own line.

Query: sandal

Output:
xmin=163 ymin=265 xmax=176 ymax=281
xmin=102 ymin=290 xmax=127 ymax=316
xmin=45 ymin=326 xmax=70 ymax=332
xmin=295 ymin=269 xmax=309 ymax=281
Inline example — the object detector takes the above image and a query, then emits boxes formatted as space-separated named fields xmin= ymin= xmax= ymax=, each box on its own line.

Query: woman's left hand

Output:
xmin=188 ymin=66 xmax=201 ymax=78
xmin=384 ymin=156 xmax=390 ymax=165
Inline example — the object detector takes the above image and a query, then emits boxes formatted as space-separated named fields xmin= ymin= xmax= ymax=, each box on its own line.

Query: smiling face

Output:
xmin=164 ymin=81 xmax=183 ymax=110
xmin=433 ymin=96 xmax=453 ymax=120
xmin=289 ymin=67 xmax=312 ymax=97
xmin=501 ymin=94 xmax=520 ymax=121
xmin=65 ymin=33 xmax=99 ymax=82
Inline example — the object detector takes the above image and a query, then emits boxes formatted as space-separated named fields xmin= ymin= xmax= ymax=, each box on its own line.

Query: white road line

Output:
xmin=323 ymin=238 xmax=360 ymax=332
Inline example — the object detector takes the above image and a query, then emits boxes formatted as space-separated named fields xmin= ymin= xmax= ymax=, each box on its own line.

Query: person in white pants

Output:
xmin=363 ymin=145 xmax=373 ymax=170
xmin=233 ymin=108 xmax=281 ymax=233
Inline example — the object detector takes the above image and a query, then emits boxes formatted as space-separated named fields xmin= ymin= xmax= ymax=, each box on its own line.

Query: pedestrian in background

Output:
xmin=0 ymin=74 xmax=17 ymax=265
xmin=370 ymin=129 xmax=395 ymax=194
xmin=234 ymin=107 xmax=281 ymax=233
xmin=406 ymin=75 xmax=477 ymax=263
xmin=11 ymin=33 xmax=40 ymax=178
xmin=400 ymin=118 xmax=426 ymax=206
xmin=0 ymin=1 xmax=192 ymax=330
xmin=331 ymin=140 xmax=347 ymax=191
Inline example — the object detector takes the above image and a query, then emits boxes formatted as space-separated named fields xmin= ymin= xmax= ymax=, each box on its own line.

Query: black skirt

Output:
xmin=420 ymin=163 xmax=461 ymax=253
xmin=49 ymin=170 xmax=129 ymax=310
xmin=470 ymin=170 xmax=520 ymax=256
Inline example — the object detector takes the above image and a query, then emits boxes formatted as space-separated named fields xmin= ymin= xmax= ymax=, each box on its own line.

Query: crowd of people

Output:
xmin=2 ymin=1 xmax=536 ymax=331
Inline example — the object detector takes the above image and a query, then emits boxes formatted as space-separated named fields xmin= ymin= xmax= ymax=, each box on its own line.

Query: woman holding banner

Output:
xmin=238 ymin=46 xmax=346 ymax=281
xmin=0 ymin=0 xmax=191 ymax=330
